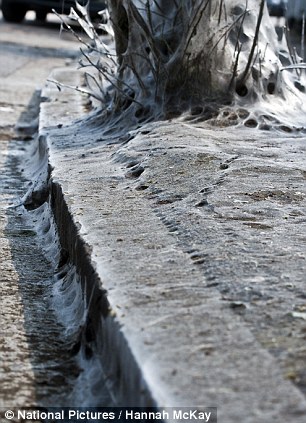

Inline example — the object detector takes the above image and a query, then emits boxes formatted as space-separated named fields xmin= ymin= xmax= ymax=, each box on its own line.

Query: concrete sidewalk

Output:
xmin=39 ymin=68 xmax=306 ymax=422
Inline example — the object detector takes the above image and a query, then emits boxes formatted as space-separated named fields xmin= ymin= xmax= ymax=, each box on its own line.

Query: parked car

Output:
xmin=1 ymin=0 xmax=106 ymax=23
xmin=267 ymin=0 xmax=287 ymax=17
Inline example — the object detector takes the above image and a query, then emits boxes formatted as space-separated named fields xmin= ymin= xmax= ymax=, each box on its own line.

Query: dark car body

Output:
xmin=1 ymin=0 xmax=106 ymax=22
xmin=266 ymin=0 xmax=287 ymax=17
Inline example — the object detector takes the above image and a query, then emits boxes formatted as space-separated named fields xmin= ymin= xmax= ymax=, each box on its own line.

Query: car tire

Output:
xmin=36 ymin=10 xmax=48 ymax=21
xmin=1 ymin=0 xmax=27 ymax=22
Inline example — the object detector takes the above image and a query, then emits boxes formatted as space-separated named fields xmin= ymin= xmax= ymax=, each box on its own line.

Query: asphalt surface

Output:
xmin=0 ymin=12 xmax=112 ymax=411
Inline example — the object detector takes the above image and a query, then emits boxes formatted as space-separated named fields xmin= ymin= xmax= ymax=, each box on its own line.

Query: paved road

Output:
xmin=0 ymin=11 xmax=81 ymax=125
xmin=0 ymin=12 xmax=99 ymax=410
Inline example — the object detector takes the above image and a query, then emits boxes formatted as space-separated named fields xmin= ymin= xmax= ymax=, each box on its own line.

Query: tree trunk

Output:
xmin=107 ymin=0 xmax=302 ymax=117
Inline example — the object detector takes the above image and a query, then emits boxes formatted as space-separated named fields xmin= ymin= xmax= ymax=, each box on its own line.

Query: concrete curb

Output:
xmin=39 ymin=68 xmax=306 ymax=421
xmin=39 ymin=69 xmax=156 ymax=407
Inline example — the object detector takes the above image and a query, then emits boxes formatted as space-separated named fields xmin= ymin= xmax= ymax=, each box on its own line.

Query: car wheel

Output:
xmin=1 ymin=0 xmax=27 ymax=22
xmin=36 ymin=10 xmax=48 ymax=21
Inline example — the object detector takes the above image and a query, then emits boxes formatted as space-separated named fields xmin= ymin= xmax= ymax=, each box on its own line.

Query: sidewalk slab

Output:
xmin=39 ymin=68 xmax=306 ymax=421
